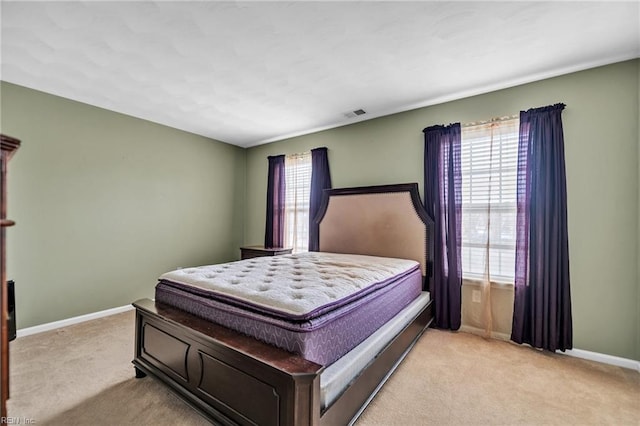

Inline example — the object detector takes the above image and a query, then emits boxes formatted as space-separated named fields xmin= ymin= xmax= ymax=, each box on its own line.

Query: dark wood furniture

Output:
xmin=1 ymin=134 xmax=20 ymax=419
xmin=240 ymin=245 xmax=292 ymax=260
xmin=133 ymin=183 xmax=434 ymax=425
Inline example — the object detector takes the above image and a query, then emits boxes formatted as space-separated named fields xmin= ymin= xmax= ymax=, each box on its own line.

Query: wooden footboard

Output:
xmin=133 ymin=298 xmax=322 ymax=425
xmin=132 ymin=298 xmax=433 ymax=426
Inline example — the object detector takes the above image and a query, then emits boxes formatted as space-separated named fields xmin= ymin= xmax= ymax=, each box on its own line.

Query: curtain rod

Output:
xmin=286 ymin=150 xmax=310 ymax=158
xmin=463 ymin=114 xmax=519 ymax=128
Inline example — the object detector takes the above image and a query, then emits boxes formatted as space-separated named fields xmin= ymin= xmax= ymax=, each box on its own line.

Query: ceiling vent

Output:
xmin=343 ymin=109 xmax=367 ymax=118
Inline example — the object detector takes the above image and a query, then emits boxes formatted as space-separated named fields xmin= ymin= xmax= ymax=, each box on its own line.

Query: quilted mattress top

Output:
xmin=158 ymin=252 xmax=419 ymax=320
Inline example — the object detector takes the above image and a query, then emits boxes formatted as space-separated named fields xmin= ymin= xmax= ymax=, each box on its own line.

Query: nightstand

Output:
xmin=240 ymin=245 xmax=293 ymax=260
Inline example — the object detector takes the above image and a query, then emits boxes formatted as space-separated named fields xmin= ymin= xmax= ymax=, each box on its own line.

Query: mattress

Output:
xmin=155 ymin=252 xmax=422 ymax=365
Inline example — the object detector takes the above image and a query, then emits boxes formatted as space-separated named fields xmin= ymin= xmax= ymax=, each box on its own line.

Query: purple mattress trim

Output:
xmin=158 ymin=262 xmax=420 ymax=321
xmin=155 ymin=269 xmax=422 ymax=365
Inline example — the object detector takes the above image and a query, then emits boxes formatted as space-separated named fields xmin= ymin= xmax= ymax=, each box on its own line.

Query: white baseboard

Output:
xmin=459 ymin=326 xmax=639 ymax=372
xmin=562 ymin=348 xmax=640 ymax=373
xmin=16 ymin=304 xmax=134 ymax=338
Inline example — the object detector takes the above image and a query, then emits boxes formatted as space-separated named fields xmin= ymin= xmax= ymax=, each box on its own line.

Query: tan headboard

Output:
xmin=315 ymin=183 xmax=434 ymax=289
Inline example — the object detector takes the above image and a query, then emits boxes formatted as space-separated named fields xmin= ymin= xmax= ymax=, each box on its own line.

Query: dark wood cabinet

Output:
xmin=1 ymin=134 xmax=20 ymax=419
xmin=240 ymin=245 xmax=292 ymax=260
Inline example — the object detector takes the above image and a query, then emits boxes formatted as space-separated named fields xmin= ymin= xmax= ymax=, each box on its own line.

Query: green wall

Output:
xmin=2 ymin=60 xmax=638 ymax=361
xmin=0 ymin=82 xmax=246 ymax=329
xmin=245 ymin=60 xmax=640 ymax=361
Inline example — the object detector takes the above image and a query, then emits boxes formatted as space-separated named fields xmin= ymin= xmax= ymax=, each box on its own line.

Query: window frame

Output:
xmin=460 ymin=117 xmax=519 ymax=285
xmin=283 ymin=151 xmax=312 ymax=253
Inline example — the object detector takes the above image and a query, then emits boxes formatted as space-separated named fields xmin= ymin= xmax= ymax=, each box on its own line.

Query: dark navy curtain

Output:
xmin=264 ymin=155 xmax=286 ymax=248
xmin=308 ymin=147 xmax=331 ymax=251
xmin=511 ymin=103 xmax=572 ymax=351
xmin=423 ymin=124 xmax=462 ymax=330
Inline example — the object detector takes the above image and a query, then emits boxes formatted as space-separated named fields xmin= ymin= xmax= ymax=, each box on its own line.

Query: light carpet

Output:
xmin=7 ymin=310 xmax=639 ymax=425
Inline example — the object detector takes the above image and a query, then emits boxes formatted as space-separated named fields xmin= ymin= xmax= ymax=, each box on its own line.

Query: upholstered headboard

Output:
xmin=315 ymin=183 xmax=434 ymax=290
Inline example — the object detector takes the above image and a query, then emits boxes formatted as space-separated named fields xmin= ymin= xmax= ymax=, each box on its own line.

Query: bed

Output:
xmin=132 ymin=183 xmax=434 ymax=425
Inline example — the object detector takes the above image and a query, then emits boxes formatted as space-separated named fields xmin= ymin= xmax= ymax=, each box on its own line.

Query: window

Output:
xmin=284 ymin=151 xmax=311 ymax=253
xmin=460 ymin=118 xmax=519 ymax=284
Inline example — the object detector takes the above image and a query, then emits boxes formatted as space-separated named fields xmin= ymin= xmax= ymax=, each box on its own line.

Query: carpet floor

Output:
xmin=7 ymin=310 xmax=639 ymax=425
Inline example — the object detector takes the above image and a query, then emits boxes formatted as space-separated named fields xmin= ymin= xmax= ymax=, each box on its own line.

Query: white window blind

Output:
xmin=461 ymin=118 xmax=519 ymax=284
xmin=284 ymin=151 xmax=311 ymax=253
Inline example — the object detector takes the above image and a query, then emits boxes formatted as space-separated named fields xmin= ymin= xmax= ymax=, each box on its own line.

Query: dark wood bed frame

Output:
xmin=132 ymin=183 xmax=434 ymax=425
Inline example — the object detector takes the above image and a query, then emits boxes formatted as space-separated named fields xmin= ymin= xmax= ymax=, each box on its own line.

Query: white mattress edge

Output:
xmin=320 ymin=291 xmax=431 ymax=409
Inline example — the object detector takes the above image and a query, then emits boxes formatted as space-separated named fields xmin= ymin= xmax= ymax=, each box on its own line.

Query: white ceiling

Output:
xmin=1 ymin=1 xmax=639 ymax=148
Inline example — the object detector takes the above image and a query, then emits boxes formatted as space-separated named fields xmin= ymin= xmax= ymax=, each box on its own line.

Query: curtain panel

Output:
xmin=423 ymin=123 xmax=463 ymax=330
xmin=511 ymin=103 xmax=572 ymax=351
xmin=264 ymin=155 xmax=286 ymax=248
xmin=308 ymin=147 xmax=332 ymax=251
